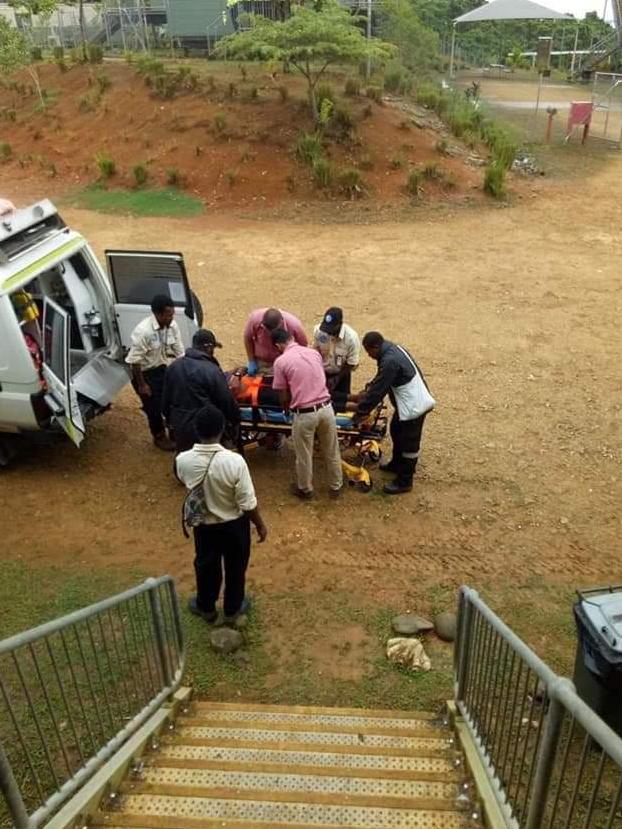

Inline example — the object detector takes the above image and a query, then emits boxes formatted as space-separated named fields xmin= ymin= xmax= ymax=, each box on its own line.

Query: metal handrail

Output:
xmin=0 ymin=576 xmax=184 ymax=829
xmin=455 ymin=586 xmax=622 ymax=829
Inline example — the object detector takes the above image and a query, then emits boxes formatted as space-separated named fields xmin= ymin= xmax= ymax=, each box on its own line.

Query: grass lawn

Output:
xmin=66 ymin=186 xmax=204 ymax=218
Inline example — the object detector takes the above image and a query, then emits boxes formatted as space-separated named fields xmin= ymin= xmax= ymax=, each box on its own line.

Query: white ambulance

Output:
xmin=0 ymin=200 xmax=202 ymax=465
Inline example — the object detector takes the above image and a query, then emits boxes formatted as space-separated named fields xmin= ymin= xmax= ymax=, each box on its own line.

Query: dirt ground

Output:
xmin=2 ymin=136 xmax=622 ymax=604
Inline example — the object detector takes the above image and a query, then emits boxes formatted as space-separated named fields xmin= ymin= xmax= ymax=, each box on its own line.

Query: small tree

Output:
xmin=378 ymin=0 xmax=438 ymax=75
xmin=8 ymin=0 xmax=59 ymax=38
xmin=0 ymin=18 xmax=45 ymax=104
xmin=216 ymin=1 xmax=395 ymax=123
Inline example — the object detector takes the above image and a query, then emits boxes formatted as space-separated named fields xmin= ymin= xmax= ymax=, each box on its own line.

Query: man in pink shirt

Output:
xmin=243 ymin=307 xmax=307 ymax=376
xmin=272 ymin=328 xmax=343 ymax=500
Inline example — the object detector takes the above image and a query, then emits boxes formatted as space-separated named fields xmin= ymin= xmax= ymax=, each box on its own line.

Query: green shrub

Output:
xmin=239 ymin=64 xmax=247 ymax=80
xmin=78 ymin=94 xmax=96 ymax=112
xmin=0 ymin=142 xmax=12 ymax=162
xmin=55 ymin=57 xmax=68 ymax=72
xmin=228 ymin=82 xmax=238 ymax=98
xmin=383 ymin=65 xmax=412 ymax=95
xmin=484 ymin=161 xmax=506 ymax=199
xmin=295 ymin=132 xmax=323 ymax=166
xmin=406 ymin=169 xmax=422 ymax=197
xmin=416 ymin=83 xmax=441 ymax=110
xmin=312 ymin=158 xmax=333 ymax=189
xmin=344 ymin=78 xmax=360 ymax=97
xmin=53 ymin=46 xmax=64 ymax=60
xmin=95 ymin=151 xmax=116 ymax=179
xmin=362 ymin=103 xmax=373 ymax=118
xmin=278 ymin=85 xmax=288 ymax=102
xmin=316 ymin=83 xmax=335 ymax=106
xmin=96 ymin=72 xmax=111 ymax=94
xmin=124 ymin=50 xmax=134 ymax=64
xmin=206 ymin=75 xmax=216 ymax=92
xmin=213 ymin=113 xmax=227 ymax=134
xmin=132 ymin=163 xmax=148 ymax=187
xmin=338 ymin=167 xmax=363 ymax=198
xmin=436 ymin=138 xmax=448 ymax=155
xmin=225 ymin=168 xmax=238 ymax=187
xmin=166 ymin=167 xmax=184 ymax=187
xmin=31 ymin=47 xmax=43 ymax=61
xmin=135 ymin=55 xmax=164 ymax=77
xmin=366 ymin=86 xmax=382 ymax=103
xmin=423 ymin=162 xmax=441 ymax=180
xmin=389 ymin=156 xmax=403 ymax=170
xmin=88 ymin=45 xmax=103 ymax=64
xmin=330 ymin=104 xmax=353 ymax=138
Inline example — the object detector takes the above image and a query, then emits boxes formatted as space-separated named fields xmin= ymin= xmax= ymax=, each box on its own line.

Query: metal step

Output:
xmin=169 ymin=726 xmax=449 ymax=751
xmin=97 ymin=794 xmax=468 ymax=827
xmin=157 ymin=744 xmax=459 ymax=776
xmin=126 ymin=766 xmax=459 ymax=801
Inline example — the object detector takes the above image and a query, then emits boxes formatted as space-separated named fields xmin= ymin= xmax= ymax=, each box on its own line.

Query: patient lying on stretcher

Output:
xmin=228 ymin=372 xmax=375 ymax=431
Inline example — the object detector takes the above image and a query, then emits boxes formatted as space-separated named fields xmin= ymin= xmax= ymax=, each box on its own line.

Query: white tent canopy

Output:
xmin=449 ymin=0 xmax=577 ymax=76
xmin=454 ymin=0 xmax=573 ymax=24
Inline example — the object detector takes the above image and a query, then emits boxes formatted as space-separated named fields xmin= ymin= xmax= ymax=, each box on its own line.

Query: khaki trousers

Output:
xmin=292 ymin=405 xmax=343 ymax=494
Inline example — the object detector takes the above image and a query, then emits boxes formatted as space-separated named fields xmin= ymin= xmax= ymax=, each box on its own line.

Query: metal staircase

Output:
xmin=90 ymin=701 xmax=470 ymax=829
xmin=2 ymin=579 xmax=622 ymax=829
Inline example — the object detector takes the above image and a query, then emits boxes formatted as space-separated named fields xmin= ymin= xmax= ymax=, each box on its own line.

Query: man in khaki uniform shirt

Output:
xmin=313 ymin=307 xmax=361 ymax=409
xmin=126 ymin=294 xmax=183 ymax=450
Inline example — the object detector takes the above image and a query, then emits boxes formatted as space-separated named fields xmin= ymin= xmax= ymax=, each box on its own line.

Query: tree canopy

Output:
xmin=377 ymin=0 xmax=439 ymax=74
xmin=216 ymin=1 xmax=396 ymax=120
xmin=0 ymin=17 xmax=45 ymax=102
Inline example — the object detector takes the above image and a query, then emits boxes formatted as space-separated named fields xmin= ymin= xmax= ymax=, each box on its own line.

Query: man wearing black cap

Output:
xmin=313 ymin=307 xmax=361 ymax=410
xmin=162 ymin=329 xmax=240 ymax=453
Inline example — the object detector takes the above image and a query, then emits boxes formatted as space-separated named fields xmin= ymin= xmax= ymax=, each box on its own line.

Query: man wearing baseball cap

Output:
xmin=313 ymin=307 xmax=361 ymax=409
xmin=163 ymin=329 xmax=240 ymax=453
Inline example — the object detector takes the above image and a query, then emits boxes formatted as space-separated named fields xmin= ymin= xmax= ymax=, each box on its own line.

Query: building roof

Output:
xmin=454 ymin=0 xmax=574 ymax=24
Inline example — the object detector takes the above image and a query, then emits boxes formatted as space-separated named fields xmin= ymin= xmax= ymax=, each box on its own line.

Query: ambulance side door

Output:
xmin=41 ymin=297 xmax=86 ymax=447
xmin=105 ymin=250 xmax=202 ymax=351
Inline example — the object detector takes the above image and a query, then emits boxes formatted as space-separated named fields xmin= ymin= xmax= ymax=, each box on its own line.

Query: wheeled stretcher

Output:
xmin=231 ymin=375 xmax=388 ymax=491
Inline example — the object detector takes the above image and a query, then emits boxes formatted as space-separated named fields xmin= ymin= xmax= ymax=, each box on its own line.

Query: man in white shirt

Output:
xmin=176 ymin=404 xmax=267 ymax=623
xmin=126 ymin=294 xmax=184 ymax=451
xmin=313 ymin=307 xmax=361 ymax=409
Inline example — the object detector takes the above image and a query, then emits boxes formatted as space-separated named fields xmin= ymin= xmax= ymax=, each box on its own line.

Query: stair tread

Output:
xmin=127 ymin=767 xmax=458 ymax=799
xmin=181 ymin=715 xmax=441 ymax=736
xmin=97 ymin=815 xmax=467 ymax=829
xmin=100 ymin=793 xmax=468 ymax=827
xmin=171 ymin=725 xmax=449 ymax=750
xmin=158 ymin=743 xmax=457 ymax=769
xmin=193 ymin=701 xmax=438 ymax=721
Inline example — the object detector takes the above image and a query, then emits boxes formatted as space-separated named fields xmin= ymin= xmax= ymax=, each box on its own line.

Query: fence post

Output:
xmin=456 ymin=589 xmax=475 ymax=702
xmin=0 ymin=740 xmax=31 ymax=829
xmin=146 ymin=580 xmax=172 ymax=687
xmin=524 ymin=678 xmax=570 ymax=829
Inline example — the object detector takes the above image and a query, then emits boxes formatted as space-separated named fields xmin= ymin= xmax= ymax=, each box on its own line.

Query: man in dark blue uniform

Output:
xmin=162 ymin=329 xmax=240 ymax=453
xmin=351 ymin=331 xmax=435 ymax=495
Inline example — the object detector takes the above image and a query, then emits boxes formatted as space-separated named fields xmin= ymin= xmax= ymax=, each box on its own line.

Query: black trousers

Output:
xmin=193 ymin=515 xmax=251 ymax=617
xmin=132 ymin=365 xmax=167 ymax=438
xmin=327 ymin=371 xmax=351 ymax=411
xmin=390 ymin=412 xmax=427 ymax=486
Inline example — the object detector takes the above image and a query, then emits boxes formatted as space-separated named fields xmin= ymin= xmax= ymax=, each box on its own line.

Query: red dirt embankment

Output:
xmin=0 ymin=60 xmax=491 ymax=210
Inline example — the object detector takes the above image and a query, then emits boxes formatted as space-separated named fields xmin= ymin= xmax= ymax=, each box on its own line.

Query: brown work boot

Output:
xmin=153 ymin=434 xmax=175 ymax=451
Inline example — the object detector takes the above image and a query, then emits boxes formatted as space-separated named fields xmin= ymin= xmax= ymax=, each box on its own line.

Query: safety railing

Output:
xmin=0 ymin=576 xmax=184 ymax=829
xmin=455 ymin=586 xmax=622 ymax=829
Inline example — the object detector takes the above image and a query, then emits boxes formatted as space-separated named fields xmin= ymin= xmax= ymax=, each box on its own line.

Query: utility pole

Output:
xmin=365 ymin=0 xmax=372 ymax=81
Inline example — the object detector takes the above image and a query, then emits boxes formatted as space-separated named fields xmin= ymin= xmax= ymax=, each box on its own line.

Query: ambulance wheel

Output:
xmin=191 ymin=291 xmax=204 ymax=327
xmin=0 ymin=435 xmax=20 ymax=468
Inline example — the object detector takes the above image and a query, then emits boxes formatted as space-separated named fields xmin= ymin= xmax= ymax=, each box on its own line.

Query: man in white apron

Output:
xmin=351 ymin=331 xmax=435 ymax=494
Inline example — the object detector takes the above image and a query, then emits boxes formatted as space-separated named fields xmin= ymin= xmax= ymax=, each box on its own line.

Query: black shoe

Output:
xmin=328 ymin=485 xmax=344 ymax=499
xmin=379 ymin=460 xmax=398 ymax=473
xmin=290 ymin=484 xmax=315 ymax=500
xmin=383 ymin=481 xmax=413 ymax=495
xmin=223 ymin=596 xmax=252 ymax=625
xmin=187 ymin=596 xmax=218 ymax=623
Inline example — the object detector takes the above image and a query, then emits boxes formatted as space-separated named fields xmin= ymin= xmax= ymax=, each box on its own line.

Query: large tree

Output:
xmin=378 ymin=0 xmax=439 ymax=74
xmin=216 ymin=1 xmax=395 ymax=121
xmin=0 ymin=17 xmax=44 ymax=104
